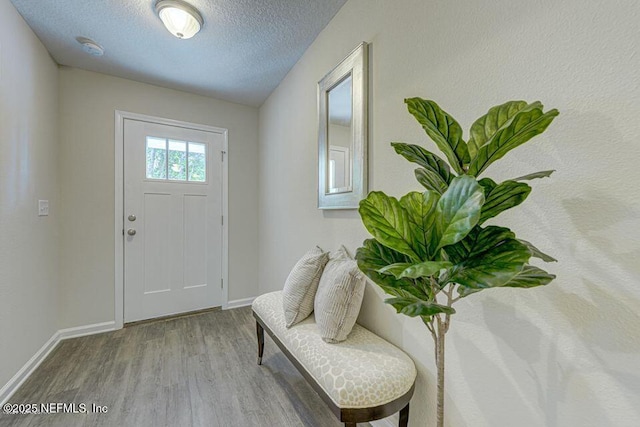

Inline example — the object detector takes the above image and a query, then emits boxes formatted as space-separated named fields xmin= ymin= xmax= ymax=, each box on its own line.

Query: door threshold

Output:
xmin=125 ymin=306 xmax=222 ymax=327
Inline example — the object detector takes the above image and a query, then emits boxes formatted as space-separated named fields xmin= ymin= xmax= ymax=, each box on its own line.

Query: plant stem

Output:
xmin=435 ymin=317 xmax=446 ymax=427
xmin=424 ymin=317 xmax=438 ymax=361
xmin=430 ymin=284 xmax=456 ymax=427
xmin=425 ymin=278 xmax=456 ymax=426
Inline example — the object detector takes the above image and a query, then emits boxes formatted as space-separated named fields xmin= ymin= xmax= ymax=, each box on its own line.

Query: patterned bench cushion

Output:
xmin=252 ymin=291 xmax=417 ymax=409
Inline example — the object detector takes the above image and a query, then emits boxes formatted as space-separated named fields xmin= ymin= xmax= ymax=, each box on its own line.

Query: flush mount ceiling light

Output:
xmin=155 ymin=0 xmax=203 ymax=39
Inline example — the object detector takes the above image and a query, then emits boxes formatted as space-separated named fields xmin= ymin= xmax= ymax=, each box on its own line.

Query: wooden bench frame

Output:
xmin=253 ymin=311 xmax=413 ymax=427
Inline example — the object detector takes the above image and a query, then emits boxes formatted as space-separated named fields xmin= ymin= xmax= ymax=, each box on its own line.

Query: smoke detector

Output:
xmin=76 ymin=37 xmax=104 ymax=57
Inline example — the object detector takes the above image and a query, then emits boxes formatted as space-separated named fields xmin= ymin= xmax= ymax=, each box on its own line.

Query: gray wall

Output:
xmin=258 ymin=0 xmax=640 ymax=425
xmin=0 ymin=0 xmax=60 ymax=390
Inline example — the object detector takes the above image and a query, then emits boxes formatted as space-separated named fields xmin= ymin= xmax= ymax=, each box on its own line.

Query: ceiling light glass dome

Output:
xmin=155 ymin=0 xmax=203 ymax=39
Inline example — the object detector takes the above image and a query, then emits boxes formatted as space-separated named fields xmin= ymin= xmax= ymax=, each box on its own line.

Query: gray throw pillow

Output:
xmin=282 ymin=246 xmax=329 ymax=328
xmin=314 ymin=246 xmax=366 ymax=343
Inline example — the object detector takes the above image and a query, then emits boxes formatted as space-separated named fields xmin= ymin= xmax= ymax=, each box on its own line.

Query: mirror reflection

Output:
xmin=327 ymin=74 xmax=353 ymax=193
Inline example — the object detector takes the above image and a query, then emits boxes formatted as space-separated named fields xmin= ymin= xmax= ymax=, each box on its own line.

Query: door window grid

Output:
xmin=146 ymin=137 xmax=206 ymax=182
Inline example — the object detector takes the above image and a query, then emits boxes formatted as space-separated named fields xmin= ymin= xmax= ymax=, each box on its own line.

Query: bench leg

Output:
xmin=399 ymin=402 xmax=410 ymax=427
xmin=256 ymin=321 xmax=265 ymax=365
xmin=344 ymin=423 xmax=356 ymax=427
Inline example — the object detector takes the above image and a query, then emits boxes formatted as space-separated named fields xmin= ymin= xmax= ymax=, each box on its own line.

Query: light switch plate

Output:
xmin=38 ymin=200 xmax=49 ymax=216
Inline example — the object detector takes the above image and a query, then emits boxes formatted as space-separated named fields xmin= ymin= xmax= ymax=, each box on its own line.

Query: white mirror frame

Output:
xmin=318 ymin=42 xmax=368 ymax=210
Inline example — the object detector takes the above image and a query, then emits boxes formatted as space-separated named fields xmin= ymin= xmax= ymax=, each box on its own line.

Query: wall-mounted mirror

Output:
xmin=318 ymin=42 xmax=368 ymax=209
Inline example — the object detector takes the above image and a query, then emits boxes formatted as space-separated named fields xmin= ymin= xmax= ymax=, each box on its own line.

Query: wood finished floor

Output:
xmin=1 ymin=307 xmax=370 ymax=427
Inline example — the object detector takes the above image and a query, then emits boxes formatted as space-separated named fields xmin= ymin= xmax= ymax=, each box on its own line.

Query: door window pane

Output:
xmin=146 ymin=137 xmax=167 ymax=179
xmin=146 ymin=137 xmax=208 ymax=183
xmin=188 ymin=142 xmax=206 ymax=182
xmin=168 ymin=140 xmax=187 ymax=181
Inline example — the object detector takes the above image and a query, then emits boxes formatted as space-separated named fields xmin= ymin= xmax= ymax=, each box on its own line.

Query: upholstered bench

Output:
xmin=252 ymin=291 xmax=417 ymax=427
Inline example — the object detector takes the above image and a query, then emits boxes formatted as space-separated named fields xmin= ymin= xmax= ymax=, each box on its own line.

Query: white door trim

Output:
xmin=114 ymin=110 xmax=229 ymax=330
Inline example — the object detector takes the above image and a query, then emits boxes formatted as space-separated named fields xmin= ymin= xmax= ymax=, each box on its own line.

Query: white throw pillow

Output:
xmin=314 ymin=246 xmax=366 ymax=343
xmin=282 ymin=246 xmax=329 ymax=328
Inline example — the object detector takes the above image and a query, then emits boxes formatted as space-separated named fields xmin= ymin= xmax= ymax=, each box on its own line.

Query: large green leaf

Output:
xmin=405 ymin=98 xmax=469 ymax=174
xmin=464 ymin=226 xmax=516 ymax=259
xmin=446 ymin=226 xmax=531 ymax=292
xmin=444 ymin=225 xmax=505 ymax=264
xmin=433 ymin=175 xmax=485 ymax=251
xmin=502 ymin=265 xmax=556 ymax=288
xmin=519 ymin=239 xmax=557 ymax=262
xmin=379 ymin=260 xmax=453 ymax=279
xmin=356 ymin=239 xmax=428 ymax=300
xmin=442 ymin=232 xmax=475 ymax=265
xmin=468 ymin=101 xmax=535 ymax=158
xmin=357 ymin=239 xmax=412 ymax=270
xmin=385 ymin=296 xmax=455 ymax=317
xmin=457 ymin=265 xmax=554 ymax=296
xmin=359 ymin=192 xmax=421 ymax=261
xmin=468 ymin=107 xmax=559 ymax=176
xmin=399 ymin=191 xmax=439 ymax=257
xmin=415 ymin=168 xmax=449 ymax=194
xmin=392 ymin=142 xmax=453 ymax=183
xmin=512 ymin=170 xmax=555 ymax=181
xmin=479 ymin=180 xmax=531 ymax=224
xmin=478 ymin=177 xmax=497 ymax=194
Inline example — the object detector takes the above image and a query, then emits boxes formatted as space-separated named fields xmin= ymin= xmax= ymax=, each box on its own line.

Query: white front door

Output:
xmin=123 ymin=118 xmax=224 ymax=323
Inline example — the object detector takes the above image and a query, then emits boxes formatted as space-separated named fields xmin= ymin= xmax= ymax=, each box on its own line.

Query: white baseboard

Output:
xmin=370 ymin=415 xmax=397 ymax=427
xmin=0 ymin=332 xmax=59 ymax=405
xmin=0 ymin=321 xmax=116 ymax=405
xmin=58 ymin=321 xmax=115 ymax=340
xmin=224 ymin=297 xmax=255 ymax=310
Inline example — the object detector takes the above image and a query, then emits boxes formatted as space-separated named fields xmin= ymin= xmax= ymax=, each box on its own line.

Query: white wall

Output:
xmin=258 ymin=0 xmax=640 ymax=425
xmin=0 ymin=0 xmax=60 ymax=389
xmin=58 ymin=67 xmax=259 ymax=328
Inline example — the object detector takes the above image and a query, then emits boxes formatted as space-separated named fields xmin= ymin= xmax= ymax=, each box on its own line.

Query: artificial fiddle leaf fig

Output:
xmin=415 ymin=168 xmax=449 ymax=194
xmin=512 ymin=169 xmax=555 ymax=181
xmin=502 ymin=265 xmax=556 ymax=288
xmin=356 ymin=238 xmax=412 ymax=270
xmin=356 ymin=239 xmax=427 ymax=300
xmin=519 ymin=239 xmax=558 ymax=262
xmin=468 ymin=100 xmax=537 ymax=157
xmin=434 ymin=175 xmax=484 ymax=251
xmin=479 ymin=180 xmax=532 ymax=224
xmin=377 ymin=263 xmax=417 ymax=277
xmin=356 ymin=98 xmax=558 ymax=427
xmin=405 ymin=98 xmax=469 ymax=174
xmin=392 ymin=142 xmax=454 ymax=184
xmin=359 ymin=192 xmax=422 ymax=261
xmin=386 ymin=296 xmax=456 ymax=317
xmin=478 ymin=177 xmax=497 ymax=193
xmin=379 ymin=260 xmax=453 ymax=279
xmin=468 ymin=106 xmax=559 ymax=176
xmin=399 ymin=191 xmax=439 ymax=257
xmin=446 ymin=227 xmax=531 ymax=292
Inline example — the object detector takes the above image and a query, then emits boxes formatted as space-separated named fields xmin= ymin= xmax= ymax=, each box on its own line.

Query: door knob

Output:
xmin=128 ymin=214 xmax=137 ymax=221
xmin=127 ymin=228 xmax=137 ymax=236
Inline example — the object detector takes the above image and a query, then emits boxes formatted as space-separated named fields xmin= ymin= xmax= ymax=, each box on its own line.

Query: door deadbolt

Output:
xmin=128 ymin=214 xmax=137 ymax=221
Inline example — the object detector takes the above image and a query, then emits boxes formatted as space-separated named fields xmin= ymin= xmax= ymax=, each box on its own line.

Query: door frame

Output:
xmin=114 ymin=110 xmax=229 ymax=330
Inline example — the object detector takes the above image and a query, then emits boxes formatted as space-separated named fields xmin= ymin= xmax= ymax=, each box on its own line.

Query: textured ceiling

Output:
xmin=10 ymin=0 xmax=347 ymax=106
